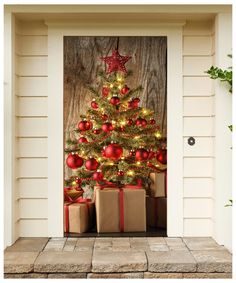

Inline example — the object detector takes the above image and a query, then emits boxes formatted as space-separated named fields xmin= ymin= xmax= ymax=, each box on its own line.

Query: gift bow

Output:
xmin=64 ymin=187 xmax=84 ymax=202
xmin=96 ymin=180 xmax=143 ymax=232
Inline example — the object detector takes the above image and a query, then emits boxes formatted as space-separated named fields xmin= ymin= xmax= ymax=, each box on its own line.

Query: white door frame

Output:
xmin=46 ymin=20 xmax=185 ymax=237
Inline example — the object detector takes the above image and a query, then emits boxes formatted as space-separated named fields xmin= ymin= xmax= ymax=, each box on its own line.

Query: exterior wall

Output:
xmin=15 ymin=20 xmax=48 ymax=236
xmin=182 ymin=20 xmax=215 ymax=236
xmin=11 ymin=17 xmax=228 ymax=241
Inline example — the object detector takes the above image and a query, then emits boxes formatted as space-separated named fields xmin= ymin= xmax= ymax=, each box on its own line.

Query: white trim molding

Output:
xmin=46 ymin=20 xmax=184 ymax=237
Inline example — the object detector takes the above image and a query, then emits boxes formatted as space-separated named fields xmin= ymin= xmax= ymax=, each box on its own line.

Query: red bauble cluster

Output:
xmin=148 ymin=150 xmax=155 ymax=160
xmin=85 ymin=158 xmax=99 ymax=171
xmin=66 ymin=153 xmax=84 ymax=169
xmin=91 ymin=100 xmax=98 ymax=109
xmin=120 ymin=85 xmax=130 ymax=95
xmin=128 ymin=98 xmax=140 ymax=109
xmin=102 ymin=122 xmax=114 ymax=132
xmin=135 ymin=118 xmax=147 ymax=127
xmin=156 ymin=149 xmax=167 ymax=164
xmin=110 ymin=96 xmax=120 ymax=106
xmin=135 ymin=148 xmax=149 ymax=161
xmin=105 ymin=143 xmax=123 ymax=160
xmin=78 ymin=137 xmax=88 ymax=143
xmin=93 ymin=171 xmax=104 ymax=181
xmin=78 ymin=120 xmax=92 ymax=131
xmin=102 ymin=86 xmax=110 ymax=96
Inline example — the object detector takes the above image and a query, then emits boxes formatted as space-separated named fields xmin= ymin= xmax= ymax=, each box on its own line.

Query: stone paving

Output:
xmin=4 ymin=237 xmax=232 ymax=279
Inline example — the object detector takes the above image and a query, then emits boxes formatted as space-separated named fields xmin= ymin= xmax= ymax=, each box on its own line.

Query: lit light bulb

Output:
xmin=72 ymin=181 xmax=77 ymax=186
xmin=134 ymin=136 xmax=140 ymax=139
xmin=136 ymin=161 xmax=141 ymax=166
xmin=97 ymin=157 xmax=102 ymax=162
xmin=112 ymin=120 xmax=117 ymax=124
xmin=81 ymin=150 xmax=85 ymax=155
xmin=118 ymin=85 xmax=122 ymax=90
xmin=155 ymin=131 xmax=162 ymax=139
xmin=127 ymin=170 xmax=134 ymax=176
xmin=121 ymin=156 xmax=125 ymax=160
xmin=109 ymin=162 xmax=114 ymax=166
xmin=142 ymin=109 xmax=148 ymax=114
xmin=110 ymin=83 xmax=114 ymax=88
xmin=117 ymin=76 xmax=123 ymax=82
xmin=120 ymin=120 xmax=126 ymax=126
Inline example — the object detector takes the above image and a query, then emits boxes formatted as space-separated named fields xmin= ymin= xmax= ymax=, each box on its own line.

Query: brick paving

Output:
xmin=4 ymin=237 xmax=232 ymax=279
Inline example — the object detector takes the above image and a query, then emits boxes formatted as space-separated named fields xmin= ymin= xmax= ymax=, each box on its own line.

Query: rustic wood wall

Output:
xmin=64 ymin=36 xmax=167 ymax=177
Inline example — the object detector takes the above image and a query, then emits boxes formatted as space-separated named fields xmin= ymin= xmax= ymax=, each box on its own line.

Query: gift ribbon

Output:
xmin=64 ymin=196 xmax=92 ymax=233
xmin=96 ymin=181 xmax=142 ymax=232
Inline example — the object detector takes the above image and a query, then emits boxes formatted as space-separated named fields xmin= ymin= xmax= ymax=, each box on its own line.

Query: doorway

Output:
xmin=63 ymin=36 xmax=167 ymax=237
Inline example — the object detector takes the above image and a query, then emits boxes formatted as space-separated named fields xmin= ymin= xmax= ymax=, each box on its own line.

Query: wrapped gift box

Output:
xmin=95 ymin=187 xmax=146 ymax=233
xmin=146 ymin=196 xmax=167 ymax=228
xmin=149 ymin=171 xmax=167 ymax=197
xmin=64 ymin=201 xmax=95 ymax=233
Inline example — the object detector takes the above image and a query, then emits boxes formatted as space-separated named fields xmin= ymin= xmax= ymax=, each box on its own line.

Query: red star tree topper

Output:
xmin=101 ymin=49 xmax=132 ymax=74
xmin=65 ymin=49 xmax=166 ymax=189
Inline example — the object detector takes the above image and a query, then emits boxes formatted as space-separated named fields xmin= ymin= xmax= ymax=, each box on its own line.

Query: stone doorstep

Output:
xmin=34 ymin=251 xmax=92 ymax=273
xmin=4 ymin=252 xmax=39 ymax=274
xmin=4 ymin=272 xmax=233 ymax=279
xmin=5 ymin=238 xmax=48 ymax=252
xmin=147 ymin=250 xmax=197 ymax=273
xmin=92 ymin=251 xmax=147 ymax=273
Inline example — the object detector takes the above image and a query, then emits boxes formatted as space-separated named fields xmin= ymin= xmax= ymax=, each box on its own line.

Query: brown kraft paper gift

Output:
xmin=95 ymin=188 xmax=146 ymax=233
xmin=146 ymin=196 xmax=167 ymax=228
xmin=64 ymin=202 xmax=95 ymax=233
xmin=149 ymin=172 xmax=167 ymax=197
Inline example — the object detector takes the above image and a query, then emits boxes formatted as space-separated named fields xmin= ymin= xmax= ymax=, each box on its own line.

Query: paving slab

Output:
xmin=147 ymin=250 xmax=197 ymax=272
xmin=63 ymin=239 xmax=77 ymax=252
xmin=48 ymin=273 xmax=87 ymax=278
xmin=87 ymin=272 xmax=144 ymax=278
xmin=191 ymin=250 xmax=232 ymax=272
xmin=92 ymin=251 xmax=147 ymax=272
xmin=34 ymin=251 xmax=92 ymax=272
xmin=144 ymin=272 xmax=183 ymax=278
xmin=75 ymin=246 xmax=93 ymax=252
xmin=5 ymin=238 xmax=48 ymax=252
xmin=183 ymin=237 xmax=225 ymax=251
xmin=149 ymin=244 xmax=169 ymax=252
xmin=147 ymin=237 xmax=166 ymax=245
xmin=4 ymin=273 xmax=48 ymax=278
xmin=183 ymin=272 xmax=232 ymax=279
xmin=4 ymin=252 xmax=39 ymax=273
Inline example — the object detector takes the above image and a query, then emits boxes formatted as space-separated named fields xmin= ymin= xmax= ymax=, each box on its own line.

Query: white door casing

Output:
xmin=46 ymin=20 xmax=185 ymax=237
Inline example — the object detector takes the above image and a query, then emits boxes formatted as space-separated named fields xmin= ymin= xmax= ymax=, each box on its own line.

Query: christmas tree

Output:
xmin=65 ymin=49 xmax=167 ymax=189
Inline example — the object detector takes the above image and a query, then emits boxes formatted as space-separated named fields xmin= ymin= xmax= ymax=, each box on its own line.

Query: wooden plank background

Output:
xmin=64 ymin=36 xmax=167 ymax=137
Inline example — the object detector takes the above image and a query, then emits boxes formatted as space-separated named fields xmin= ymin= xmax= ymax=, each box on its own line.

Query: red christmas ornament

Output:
xmin=93 ymin=171 xmax=104 ymax=181
xmin=78 ymin=137 xmax=88 ymax=143
xmin=135 ymin=148 xmax=149 ymax=161
xmin=135 ymin=118 xmax=143 ymax=126
xmin=141 ymin=118 xmax=147 ymax=127
xmin=156 ymin=149 xmax=167 ymax=164
xmin=127 ymin=118 xmax=133 ymax=126
xmin=105 ymin=143 xmax=123 ymax=160
xmin=78 ymin=120 xmax=92 ymax=131
xmin=120 ymin=85 xmax=130 ymax=95
xmin=110 ymin=96 xmax=120 ymax=106
xmin=102 ymin=122 xmax=114 ymax=132
xmin=148 ymin=150 xmax=155 ymax=160
xmin=101 ymin=49 xmax=131 ymax=74
xmin=85 ymin=158 xmax=99 ymax=171
xmin=117 ymin=170 xmax=124 ymax=176
xmin=102 ymin=86 xmax=110 ymax=96
xmin=101 ymin=114 xmax=108 ymax=121
xmin=91 ymin=100 xmax=98 ymax=109
xmin=150 ymin=118 xmax=156 ymax=125
xmin=66 ymin=153 xmax=84 ymax=169
xmin=75 ymin=178 xmax=82 ymax=185
xmin=93 ymin=128 xmax=101 ymax=135
xmin=128 ymin=98 xmax=140 ymax=109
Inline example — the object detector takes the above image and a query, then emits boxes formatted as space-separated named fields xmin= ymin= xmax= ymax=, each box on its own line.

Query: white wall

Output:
xmin=182 ymin=20 xmax=215 ymax=236
xmin=15 ymin=20 xmax=48 ymax=237
xmin=8 ymin=15 xmax=231 ymax=247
